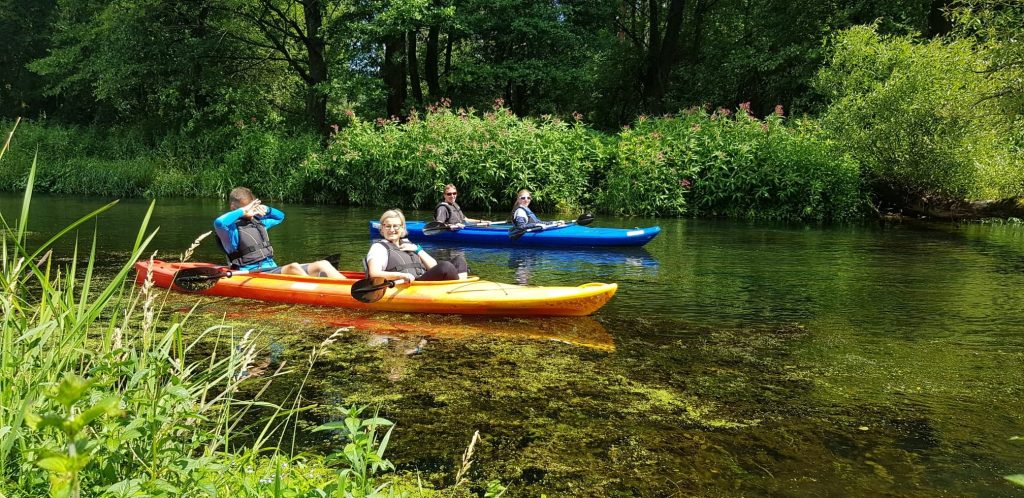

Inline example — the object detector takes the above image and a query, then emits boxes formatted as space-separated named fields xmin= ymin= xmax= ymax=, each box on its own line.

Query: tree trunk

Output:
xmin=408 ymin=30 xmax=423 ymax=105
xmin=905 ymin=196 xmax=1024 ymax=220
xmin=642 ymin=0 xmax=686 ymax=114
xmin=425 ymin=25 xmax=441 ymax=99
xmin=301 ymin=0 xmax=328 ymax=137
xmin=444 ymin=33 xmax=453 ymax=76
xmin=927 ymin=0 xmax=952 ymax=37
xmin=384 ymin=34 xmax=406 ymax=118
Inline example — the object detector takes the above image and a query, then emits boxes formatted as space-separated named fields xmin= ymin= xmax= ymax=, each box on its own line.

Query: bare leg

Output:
xmin=307 ymin=260 xmax=343 ymax=278
xmin=278 ymin=262 xmax=309 ymax=276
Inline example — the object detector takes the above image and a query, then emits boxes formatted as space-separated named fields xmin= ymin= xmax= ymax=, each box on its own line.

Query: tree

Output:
xmin=950 ymin=0 xmax=1024 ymax=116
xmin=0 ymin=0 xmax=58 ymax=119
xmin=217 ymin=0 xmax=351 ymax=136
xmin=28 ymin=0 xmax=228 ymax=128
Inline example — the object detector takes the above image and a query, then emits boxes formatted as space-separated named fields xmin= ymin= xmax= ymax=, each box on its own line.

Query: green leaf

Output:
xmin=36 ymin=455 xmax=72 ymax=473
xmin=1006 ymin=474 xmax=1024 ymax=487
xmin=54 ymin=374 xmax=92 ymax=408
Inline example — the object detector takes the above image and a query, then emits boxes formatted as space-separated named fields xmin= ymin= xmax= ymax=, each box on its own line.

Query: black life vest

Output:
xmin=375 ymin=239 xmax=426 ymax=277
xmin=435 ymin=201 xmax=466 ymax=224
xmin=220 ymin=218 xmax=274 ymax=269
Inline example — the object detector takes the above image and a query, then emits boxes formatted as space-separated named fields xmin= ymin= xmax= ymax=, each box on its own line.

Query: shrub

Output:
xmin=302 ymin=105 xmax=610 ymax=215
xmin=597 ymin=108 xmax=864 ymax=221
xmin=814 ymin=25 xmax=1024 ymax=203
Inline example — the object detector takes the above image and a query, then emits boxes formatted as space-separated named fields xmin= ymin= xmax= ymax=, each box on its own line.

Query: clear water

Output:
xmin=3 ymin=193 xmax=1023 ymax=496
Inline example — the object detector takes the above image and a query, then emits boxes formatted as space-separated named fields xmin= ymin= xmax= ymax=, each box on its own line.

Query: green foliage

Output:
xmin=950 ymin=0 xmax=1024 ymax=117
xmin=313 ymin=406 xmax=400 ymax=497
xmin=0 ymin=138 xmax=500 ymax=496
xmin=301 ymin=104 xmax=609 ymax=213
xmin=598 ymin=108 xmax=864 ymax=221
xmin=815 ymin=25 xmax=1024 ymax=203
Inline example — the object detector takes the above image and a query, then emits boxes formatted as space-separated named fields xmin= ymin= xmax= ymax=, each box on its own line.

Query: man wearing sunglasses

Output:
xmin=434 ymin=183 xmax=493 ymax=228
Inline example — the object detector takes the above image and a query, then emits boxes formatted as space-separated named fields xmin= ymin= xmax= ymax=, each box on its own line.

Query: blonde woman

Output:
xmin=367 ymin=209 xmax=468 ymax=281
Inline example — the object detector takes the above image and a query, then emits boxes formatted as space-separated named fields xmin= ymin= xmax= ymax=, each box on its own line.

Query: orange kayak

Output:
xmin=135 ymin=260 xmax=617 ymax=317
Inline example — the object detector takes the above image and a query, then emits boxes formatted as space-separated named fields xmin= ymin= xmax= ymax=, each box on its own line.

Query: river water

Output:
xmin=3 ymin=193 xmax=1023 ymax=496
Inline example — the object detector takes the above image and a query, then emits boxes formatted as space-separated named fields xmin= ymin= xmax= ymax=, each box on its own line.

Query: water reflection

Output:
xmin=430 ymin=245 xmax=660 ymax=285
xmin=165 ymin=292 xmax=615 ymax=351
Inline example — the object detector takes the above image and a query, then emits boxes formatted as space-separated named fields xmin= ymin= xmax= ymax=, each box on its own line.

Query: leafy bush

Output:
xmin=597 ymin=108 xmax=864 ymax=221
xmin=814 ymin=25 xmax=1024 ymax=203
xmin=300 ymin=104 xmax=610 ymax=215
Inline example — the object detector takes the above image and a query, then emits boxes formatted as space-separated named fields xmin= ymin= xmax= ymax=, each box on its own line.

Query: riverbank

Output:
xmin=2 ymin=108 xmax=864 ymax=222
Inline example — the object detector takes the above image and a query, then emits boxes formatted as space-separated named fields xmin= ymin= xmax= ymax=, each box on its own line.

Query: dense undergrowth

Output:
xmin=1 ymin=103 xmax=865 ymax=222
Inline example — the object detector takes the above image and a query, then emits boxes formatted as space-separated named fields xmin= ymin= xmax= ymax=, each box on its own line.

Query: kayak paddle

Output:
xmin=508 ymin=213 xmax=595 ymax=241
xmin=424 ymin=220 xmax=502 ymax=236
xmin=172 ymin=253 xmax=343 ymax=292
xmin=422 ymin=221 xmax=452 ymax=236
xmin=350 ymin=277 xmax=408 ymax=303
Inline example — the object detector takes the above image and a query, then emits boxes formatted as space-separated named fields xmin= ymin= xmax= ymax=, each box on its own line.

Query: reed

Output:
xmin=0 ymin=149 xmax=393 ymax=496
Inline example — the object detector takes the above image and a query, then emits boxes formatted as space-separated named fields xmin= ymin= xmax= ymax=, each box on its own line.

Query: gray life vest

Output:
xmin=435 ymin=201 xmax=466 ymax=224
xmin=222 ymin=218 xmax=274 ymax=269
xmin=375 ymin=239 xmax=426 ymax=277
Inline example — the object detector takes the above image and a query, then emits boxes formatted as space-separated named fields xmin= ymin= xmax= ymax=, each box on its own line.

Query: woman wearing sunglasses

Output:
xmin=367 ymin=209 xmax=468 ymax=282
xmin=510 ymin=189 xmax=565 ymax=231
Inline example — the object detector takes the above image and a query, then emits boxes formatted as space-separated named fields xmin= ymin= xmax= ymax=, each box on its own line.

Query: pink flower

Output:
xmin=739 ymin=102 xmax=751 ymax=113
xmin=691 ymin=123 xmax=701 ymax=132
xmin=493 ymin=97 xmax=505 ymax=109
xmin=330 ymin=123 xmax=340 ymax=134
xmin=572 ymin=111 xmax=583 ymax=122
xmin=679 ymin=178 xmax=692 ymax=189
xmin=774 ymin=104 xmax=784 ymax=117
xmin=761 ymin=123 xmax=769 ymax=132
xmin=344 ymin=109 xmax=356 ymax=118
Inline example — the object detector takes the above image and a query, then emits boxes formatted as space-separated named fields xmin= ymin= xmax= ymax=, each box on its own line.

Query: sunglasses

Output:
xmin=445 ymin=192 xmax=458 ymax=196
xmin=520 ymin=196 xmax=531 ymax=200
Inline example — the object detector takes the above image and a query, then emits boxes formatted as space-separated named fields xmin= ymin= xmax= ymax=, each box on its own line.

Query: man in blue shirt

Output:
xmin=214 ymin=186 xmax=342 ymax=277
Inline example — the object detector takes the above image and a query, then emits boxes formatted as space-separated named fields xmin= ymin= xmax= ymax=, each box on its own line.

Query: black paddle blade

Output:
xmin=172 ymin=267 xmax=228 ymax=292
xmin=576 ymin=213 xmax=595 ymax=226
xmin=322 ymin=253 xmax=342 ymax=269
xmin=422 ymin=221 xmax=449 ymax=236
xmin=351 ymin=277 xmax=395 ymax=304
xmin=508 ymin=226 xmax=528 ymax=241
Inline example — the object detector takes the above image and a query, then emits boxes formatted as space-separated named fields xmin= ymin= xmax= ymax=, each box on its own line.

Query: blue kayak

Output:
xmin=369 ymin=221 xmax=661 ymax=248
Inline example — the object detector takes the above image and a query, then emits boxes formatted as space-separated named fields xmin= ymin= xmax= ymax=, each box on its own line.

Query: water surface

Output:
xmin=3 ymin=193 xmax=1022 ymax=496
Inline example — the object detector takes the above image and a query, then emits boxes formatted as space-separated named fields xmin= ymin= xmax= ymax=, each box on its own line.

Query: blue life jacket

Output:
xmin=510 ymin=206 xmax=542 ymax=229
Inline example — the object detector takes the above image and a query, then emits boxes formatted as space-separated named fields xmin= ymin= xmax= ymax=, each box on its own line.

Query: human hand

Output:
xmin=399 ymin=272 xmax=416 ymax=283
xmin=399 ymin=242 xmax=418 ymax=252
xmin=241 ymin=199 xmax=263 ymax=217
xmin=454 ymin=223 xmax=465 ymax=229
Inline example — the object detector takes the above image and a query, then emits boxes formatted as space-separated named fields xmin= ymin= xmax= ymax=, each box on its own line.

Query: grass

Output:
xmin=0 ymin=121 xmax=506 ymax=497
